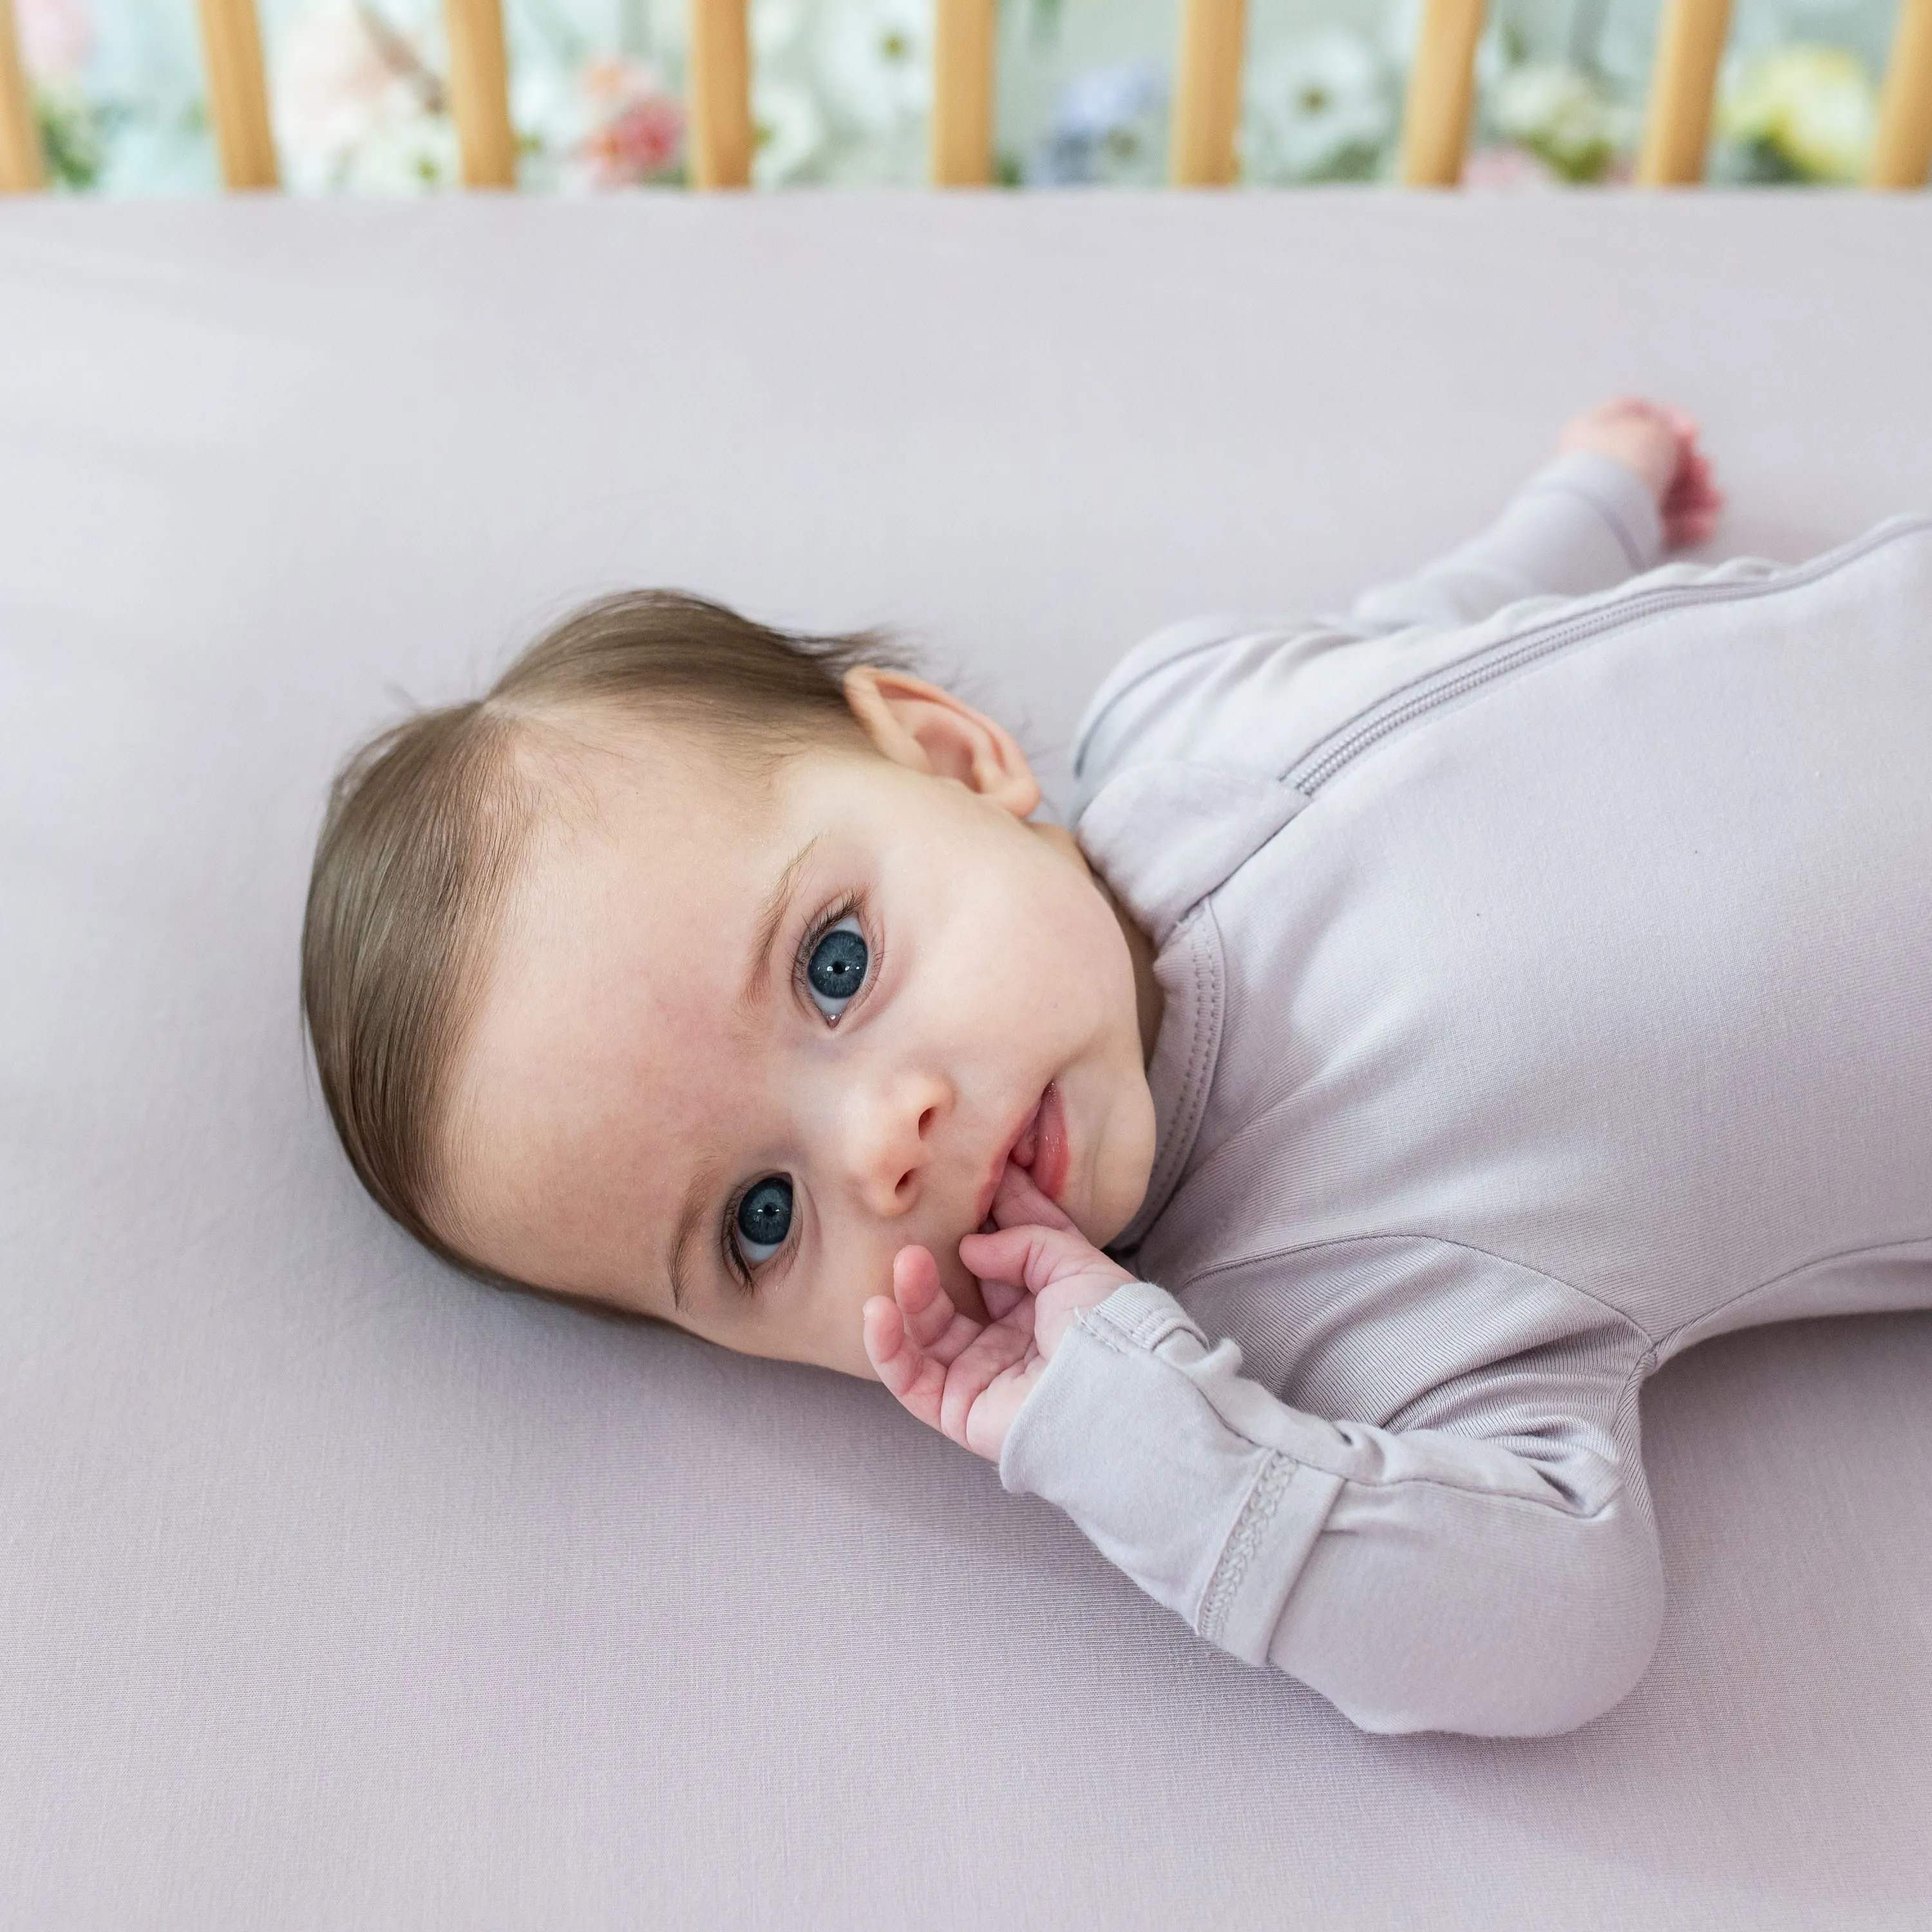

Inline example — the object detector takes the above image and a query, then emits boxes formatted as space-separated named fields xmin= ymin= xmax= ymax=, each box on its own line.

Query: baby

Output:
xmin=303 ymin=398 xmax=1932 ymax=1738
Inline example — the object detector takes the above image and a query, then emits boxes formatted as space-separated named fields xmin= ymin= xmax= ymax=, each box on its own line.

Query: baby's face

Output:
xmin=438 ymin=685 xmax=1157 ymax=1378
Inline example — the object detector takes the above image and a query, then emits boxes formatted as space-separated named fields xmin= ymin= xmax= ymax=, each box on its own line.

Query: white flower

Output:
xmin=1492 ymin=61 xmax=1634 ymax=182
xmin=811 ymin=0 xmax=931 ymax=137
xmin=752 ymin=75 xmax=825 ymax=185
xmin=1718 ymin=43 xmax=1876 ymax=183
xmin=511 ymin=59 xmax=590 ymax=163
xmin=1241 ymin=29 xmax=1394 ymax=184
xmin=334 ymin=113 xmax=460 ymax=191
xmin=752 ymin=0 xmax=810 ymax=60
xmin=276 ymin=0 xmax=453 ymax=194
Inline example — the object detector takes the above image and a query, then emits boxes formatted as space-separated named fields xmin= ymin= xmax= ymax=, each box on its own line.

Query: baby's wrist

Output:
xmin=1556 ymin=423 xmax=1676 ymax=502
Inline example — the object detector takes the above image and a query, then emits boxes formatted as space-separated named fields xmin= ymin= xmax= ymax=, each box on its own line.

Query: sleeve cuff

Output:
xmin=1523 ymin=448 xmax=1665 ymax=575
xmin=999 ymin=1279 xmax=1343 ymax=1667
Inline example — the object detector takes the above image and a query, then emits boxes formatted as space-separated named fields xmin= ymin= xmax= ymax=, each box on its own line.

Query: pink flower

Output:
xmin=1462 ymin=143 xmax=1560 ymax=191
xmin=17 ymin=0 xmax=93 ymax=83
xmin=585 ymin=96 xmax=683 ymax=183
xmin=575 ymin=57 xmax=685 ymax=185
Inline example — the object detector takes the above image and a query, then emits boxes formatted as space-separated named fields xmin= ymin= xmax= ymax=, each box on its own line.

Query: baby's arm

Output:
xmin=1070 ymin=399 xmax=1723 ymax=802
xmin=867 ymin=1183 xmax=1662 ymax=1740
xmin=1349 ymin=398 xmax=1723 ymax=633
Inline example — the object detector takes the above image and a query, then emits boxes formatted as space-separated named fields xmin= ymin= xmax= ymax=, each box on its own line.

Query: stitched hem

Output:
xmin=1198 ymin=1451 xmax=1295 ymax=1647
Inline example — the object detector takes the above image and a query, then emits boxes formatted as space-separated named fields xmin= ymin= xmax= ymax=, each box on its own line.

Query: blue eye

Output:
xmin=805 ymin=918 xmax=868 ymax=1018
xmin=734 ymin=1175 xmax=793 ymax=1264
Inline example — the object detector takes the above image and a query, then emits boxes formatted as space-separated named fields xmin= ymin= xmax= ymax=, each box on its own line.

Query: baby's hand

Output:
xmin=1557 ymin=396 xmax=1724 ymax=549
xmin=862 ymin=1162 xmax=1135 ymax=1464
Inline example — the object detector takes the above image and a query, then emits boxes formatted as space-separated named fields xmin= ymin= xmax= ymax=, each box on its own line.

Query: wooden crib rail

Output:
xmin=1636 ymin=0 xmax=1730 ymax=184
xmin=1 ymin=0 xmax=1929 ymax=198
xmin=1874 ymin=0 xmax=1932 ymax=187
xmin=932 ymin=0 xmax=998 ymax=186
xmin=446 ymin=0 xmax=518 ymax=187
xmin=1171 ymin=0 xmax=1247 ymax=186
xmin=1399 ymin=0 xmax=1486 ymax=185
xmin=0 ymin=0 xmax=41 ymax=193
xmin=688 ymin=0 xmax=753 ymax=187
xmin=194 ymin=0 xmax=279 ymax=189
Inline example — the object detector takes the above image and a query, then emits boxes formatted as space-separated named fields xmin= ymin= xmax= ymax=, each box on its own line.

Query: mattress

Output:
xmin=3 ymin=190 xmax=1929 ymax=1930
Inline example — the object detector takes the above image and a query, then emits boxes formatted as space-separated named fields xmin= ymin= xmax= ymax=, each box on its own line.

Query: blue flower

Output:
xmin=1030 ymin=62 xmax=1167 ymax=185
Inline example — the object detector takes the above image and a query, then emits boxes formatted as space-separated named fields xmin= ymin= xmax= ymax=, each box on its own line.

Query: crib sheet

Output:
xmin=3 ymin=191 xmax=1930 ymax=1931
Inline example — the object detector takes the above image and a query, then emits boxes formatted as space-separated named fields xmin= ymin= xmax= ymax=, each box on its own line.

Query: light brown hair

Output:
xmin=301 ymin=589 xmax=902 ymax=1291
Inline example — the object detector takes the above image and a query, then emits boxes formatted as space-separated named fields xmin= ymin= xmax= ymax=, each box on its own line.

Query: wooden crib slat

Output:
xmin=688 ymin=0 xmax=752 ymax=189
xmin=1636 ymin=0 xmax=1732 ymax=185
xmin=1399 ymin=0 xmax=1484 ymax=187
xmin=1170 ymin=0 xmax=1247 ymax=186
xmin=931 ymin=0 xmax=996 ymax=186
xmin=195 ymin=0 xmax=279 ymax=189
xmin=1871 ymin=0 xmax=1932 ymax=187
xmin=444 ymin=0 xmax=516 ymax=187
xmin=0 ymin=0 xmax=44 ymax=193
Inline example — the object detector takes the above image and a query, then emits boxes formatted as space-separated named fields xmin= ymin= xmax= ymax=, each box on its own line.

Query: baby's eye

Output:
xmin=804 ymin=916 xmax=869 ymax=1019
xmin=734 ymin=1175 xmax=793 ymax=1265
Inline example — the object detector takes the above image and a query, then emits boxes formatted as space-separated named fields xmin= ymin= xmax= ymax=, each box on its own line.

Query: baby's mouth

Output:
xmin=1010 ymin=1099 xmax=1041 ymax=1173
xmin=1006 ymin=1081 xmax=1071 ymax=1206
xmin=973 ymin=1082 xmax=1072 ymax=1233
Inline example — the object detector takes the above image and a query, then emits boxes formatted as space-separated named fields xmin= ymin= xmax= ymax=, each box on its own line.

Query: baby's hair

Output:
xmin=301 ymin=590 xmax=904 ymax=1291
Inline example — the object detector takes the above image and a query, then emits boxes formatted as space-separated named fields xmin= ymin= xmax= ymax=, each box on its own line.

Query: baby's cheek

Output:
xmin=1081 ymin=1075 xmax=1160 ymax=1249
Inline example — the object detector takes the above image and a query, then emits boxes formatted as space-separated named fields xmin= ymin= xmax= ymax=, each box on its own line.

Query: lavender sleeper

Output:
xmin=999 ymin=451 xmax=1932 ymax=1737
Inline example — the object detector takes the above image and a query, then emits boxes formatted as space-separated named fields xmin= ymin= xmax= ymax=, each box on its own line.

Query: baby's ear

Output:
xmin=841 ymin=667 xmax=1041 ymax=820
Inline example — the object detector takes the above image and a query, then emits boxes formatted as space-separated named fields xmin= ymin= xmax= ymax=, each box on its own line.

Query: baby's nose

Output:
xmin=847 ymin=1072 xmax=949 ymax=1219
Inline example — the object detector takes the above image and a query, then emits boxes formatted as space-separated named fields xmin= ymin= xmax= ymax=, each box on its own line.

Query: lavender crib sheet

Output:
xmin=3 ymin=190 xmax=1930 ymax=1929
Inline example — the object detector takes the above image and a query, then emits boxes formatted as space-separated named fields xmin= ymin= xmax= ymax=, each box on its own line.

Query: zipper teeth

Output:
xmin=1285 ymin=543 xmax=1888 ymax=798
xmin=1293 ymin=610 xmax=1633 ymax=793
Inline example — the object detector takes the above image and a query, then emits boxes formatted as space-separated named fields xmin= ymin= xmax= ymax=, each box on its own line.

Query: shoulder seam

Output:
xmin=1176 ymin=1228 xmax=1660 ymax=1350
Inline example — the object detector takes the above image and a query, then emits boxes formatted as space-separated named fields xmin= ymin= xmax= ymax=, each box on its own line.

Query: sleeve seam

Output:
xmin=1175 ymin=1229 xmax=1662 ymax=1350
xmin=1059 ymin=1313 xmax=1628 ymax=1526
xmin=1071 ymin=623 xmax=1265 ymax=778
xmin=1520 ymin=476 xmax=1647 ymax=573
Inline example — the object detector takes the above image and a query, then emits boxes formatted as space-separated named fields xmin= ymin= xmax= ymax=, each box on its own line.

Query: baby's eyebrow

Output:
xmin=665 ymin=1159 xmax=720 ymax=1315
xmin=739 ymin=835 xmax=820 ymax=1010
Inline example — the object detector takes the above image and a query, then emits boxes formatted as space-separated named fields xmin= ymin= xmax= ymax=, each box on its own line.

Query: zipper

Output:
xmin=1282 ymin=524 xmax=1913 ymax=799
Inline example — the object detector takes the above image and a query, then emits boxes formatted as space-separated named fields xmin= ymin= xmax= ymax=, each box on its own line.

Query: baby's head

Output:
xmin=302 ymin=592 xmax=1158 ymax=1376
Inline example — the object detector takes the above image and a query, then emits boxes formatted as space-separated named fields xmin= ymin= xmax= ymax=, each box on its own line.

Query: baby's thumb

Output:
xmin=990 ymin=1159 xmax=1079 ymax=1233
xmin=958 ymin=1222 xmax=1094 ymax=1293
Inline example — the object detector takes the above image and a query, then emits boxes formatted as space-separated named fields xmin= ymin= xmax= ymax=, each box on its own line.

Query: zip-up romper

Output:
xmin=998 ymin=451 xmax=1932 ymax=1737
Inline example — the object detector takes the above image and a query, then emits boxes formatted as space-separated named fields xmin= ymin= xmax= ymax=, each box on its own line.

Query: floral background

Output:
xmin=14 ymin=0 xmax=1908 ymax=195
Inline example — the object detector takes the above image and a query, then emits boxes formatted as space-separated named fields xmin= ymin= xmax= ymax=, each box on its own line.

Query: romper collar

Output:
xmin=1074 ymin=762 xmax=1305 ymax=1251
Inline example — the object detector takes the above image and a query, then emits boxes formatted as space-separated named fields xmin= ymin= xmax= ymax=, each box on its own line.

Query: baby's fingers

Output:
xmin=891 ymin=1243 xmax=983 ymax=1363
xmin=863 ymin=1295 xmax=951 ymax=1433
xmin=961 ymin=1220 xmax=1125 ymax=1295
xmin=936 ymin=1303 xmax=1036 ymax=1448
